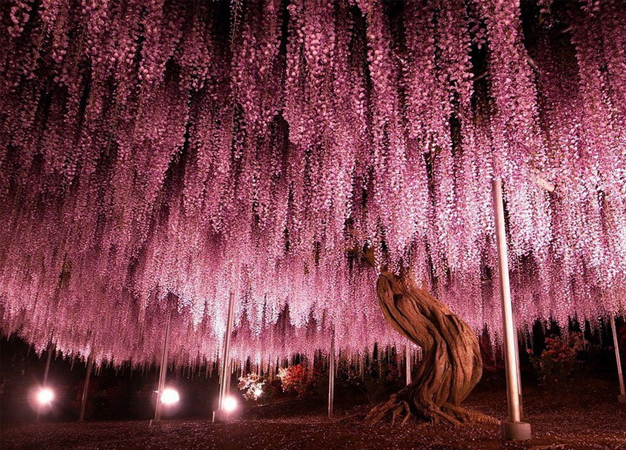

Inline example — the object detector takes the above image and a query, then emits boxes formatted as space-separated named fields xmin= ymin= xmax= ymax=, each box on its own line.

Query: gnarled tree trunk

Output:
xmin=365 ymin=272 xmax=497 ymax=426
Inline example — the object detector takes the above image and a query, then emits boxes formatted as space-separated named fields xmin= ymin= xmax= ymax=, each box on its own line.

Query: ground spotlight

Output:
xmin=160 ymin=388 xmax=180 ymax=405
xmin=36 ymin=387 xmax=54 ymax=405
xmin=222 ymin=395 xmax=237 ymax=413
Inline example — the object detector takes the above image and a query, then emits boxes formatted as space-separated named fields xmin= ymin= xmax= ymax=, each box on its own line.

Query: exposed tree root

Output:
xmin=365 ymin=392 xmax=499 ymax=426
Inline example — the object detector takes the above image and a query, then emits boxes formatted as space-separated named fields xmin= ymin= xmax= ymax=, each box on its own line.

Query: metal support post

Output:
xmin=492 ymin=177 xmax=531 ymax=440
xmin=79 ymin=353 xmax=94 ymax=421
xmin=154 ymin=307 xmax=173 ymax=421
xmin=214 ymin=292 xmax=236 ymax=422
xmin=328 ymin=331 xmax=335 ymax=418
xmin=405 ymin=345 xmax=412 ymax=386
xmin=610 ymin=314 xmax=626 ymax=403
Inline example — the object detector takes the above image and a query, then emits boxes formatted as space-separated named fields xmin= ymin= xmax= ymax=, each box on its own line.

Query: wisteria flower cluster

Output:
xmin=0 ymin=0 xmax=624 ymax=368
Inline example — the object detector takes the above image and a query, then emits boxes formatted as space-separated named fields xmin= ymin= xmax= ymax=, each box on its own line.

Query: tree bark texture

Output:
xmin=365 ymin=272 xmax=498 ymax=426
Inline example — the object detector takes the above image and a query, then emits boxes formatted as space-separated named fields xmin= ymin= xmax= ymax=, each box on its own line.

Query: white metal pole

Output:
xmin=328 ymin=331 xmax=335 ymax=418
xmin=610 ymin=314 xmax=626 ymax=403
xmin=360 ymin=352 xmax=365 ymax=381
xmin=216 ymin=292 xmax=236 ymax=419
xmin=405 ymin=345 xmax=412 ymax=386
xmin=226 ymin=359 xmax=234 ymax=396
xmin=154 ymin=307 xmax=173 ymax=421
xmin=43 ymin=342 xmax=53 ymax=386
xmin=513 ymin=315 xmax=524 ymax=419
xmin=492 ymin=177 xmax=531 ymax=440
xmin=37 ymin=342 xmax=54 ymax=422
xmin=79 ymin=353 xmax=94 ymax=422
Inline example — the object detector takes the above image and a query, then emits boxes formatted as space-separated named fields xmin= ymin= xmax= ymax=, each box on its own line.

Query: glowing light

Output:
xmin=222 ymin=396 xmax=237 ymax=413
xmin=160 ymin=388 xmax=180 ymax=405
xmin=37 ymin=388 xmax=54 ymax=405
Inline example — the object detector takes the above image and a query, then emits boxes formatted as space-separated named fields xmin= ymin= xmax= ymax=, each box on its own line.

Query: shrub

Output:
xmin=238 ymin=373 xmax=266 ymax=401
xmin=277 ymin=363 xmax=317 ymax=398
xmin=528 ymin=332 xmax=587 ymax=385
xmin=360 ymin=360 xmax=402 ymax=404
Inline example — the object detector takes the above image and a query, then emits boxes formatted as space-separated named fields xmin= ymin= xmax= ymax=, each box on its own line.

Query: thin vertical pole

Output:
xmin=37 ymin=342 xmax=54 ymax=422
xmin=218 ymin=292 xmax=236 ymax=412
xmin=43 ymin=343 xmax=53 ymax=386
xmin=514 ymin=317 xmax=524 ymax=419
xmin=492 ymin=178 xmax=531 ymax=440
xmin=154 ymin=307 xmax=173 ymax=421
xmin=79 ymin=354 xmax=94 ymax=422
xmin=328 ymin=331 xmax=335 ymax=418
xmin=610 ymin=314 xmax=626 ymax=401
xmin=360 ymin=352 xmax=365 ymax=381
xmin=405 ymin=345 xmax=412 ymax=386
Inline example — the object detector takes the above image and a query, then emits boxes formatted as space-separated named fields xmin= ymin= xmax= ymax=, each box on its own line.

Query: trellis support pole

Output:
xmin=610 ymin=314 xmax=626 ymax=403
xmin=79 ymin=353 xmax=94 ymax=421
xmin=328 ymin=330 xmax=335 ymax=418
xmin=214 ymin=291 xmax=236 ymax=422
xmin=492 ymin=177 xmax=532 ymax=440
xmin=405 ymin=345 xmax=412 ymax=386
xmin=36 ymin=342 xmax=54 ymax=422
xmin=154 ymin=304 xmax=173 ymax=421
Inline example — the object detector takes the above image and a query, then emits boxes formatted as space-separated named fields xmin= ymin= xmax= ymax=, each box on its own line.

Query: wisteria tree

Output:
xmin=363 ymin=272 xmax=486 ymax=424
xmin=0 ymin=0 xmax=625 ymax=424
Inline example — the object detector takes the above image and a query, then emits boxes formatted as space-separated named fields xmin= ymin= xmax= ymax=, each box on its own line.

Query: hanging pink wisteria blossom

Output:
xmin=0 ymin=0 xmax=624 ymax=378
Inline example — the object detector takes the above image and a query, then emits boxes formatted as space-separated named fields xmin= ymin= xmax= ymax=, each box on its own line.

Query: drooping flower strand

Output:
xmin=0 ymin=0 xmax=624 ymax=367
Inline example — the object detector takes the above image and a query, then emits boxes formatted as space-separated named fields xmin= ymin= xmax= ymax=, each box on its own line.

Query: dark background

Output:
xmin=1 ymin=317 xmax=624 ymax=424
xmin=0 ymin=336 xmax=223 ymax=423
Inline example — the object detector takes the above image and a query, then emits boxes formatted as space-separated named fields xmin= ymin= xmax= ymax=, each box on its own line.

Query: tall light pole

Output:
xmin=610 ymin=314 xmax=626 ymax=403
xmin=36 ymin=340 xmax=55 ymax=422
xmin=42 ymin=342 xmax=53 ymax=387
xmin=328 ymin=330 xmax=335 ymax=418
xmin=405 ymin=344 xmax=412 ymax=386
xmin=79 ymin=352 xmax=94 ymax=422
xmin=214 ymin=291 xmax=236 ymax=422
xmin=492 ymin=177 xmax=531 ymax=440
xmin=154 ymin=303 xmax=173 ymax=421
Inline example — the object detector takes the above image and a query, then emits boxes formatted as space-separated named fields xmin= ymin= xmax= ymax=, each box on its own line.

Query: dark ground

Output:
xmin=1 ymin=375 xmax=625 ymax=450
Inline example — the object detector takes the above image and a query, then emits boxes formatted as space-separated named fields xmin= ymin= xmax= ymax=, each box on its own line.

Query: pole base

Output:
xmin=212 ymin=410 xmax=232 ymax=423
xmin=618 ymin=394 xmax=626 ymax=404
xmin=501 ymin=421 xmax=532 ymax=441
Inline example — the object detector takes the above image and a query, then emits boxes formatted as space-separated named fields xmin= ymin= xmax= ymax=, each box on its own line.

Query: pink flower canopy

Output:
xmin=0 ymin=0 xmax=624 ymax=366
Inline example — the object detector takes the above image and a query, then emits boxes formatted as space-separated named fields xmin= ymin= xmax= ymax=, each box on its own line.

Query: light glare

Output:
xmin=160 ymin=388 xmax=180 ymax=405
xmin=37 ymin=388 xmax=54 ymax=405
xmin=222 ymin=395 xmax=237 ymax=413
